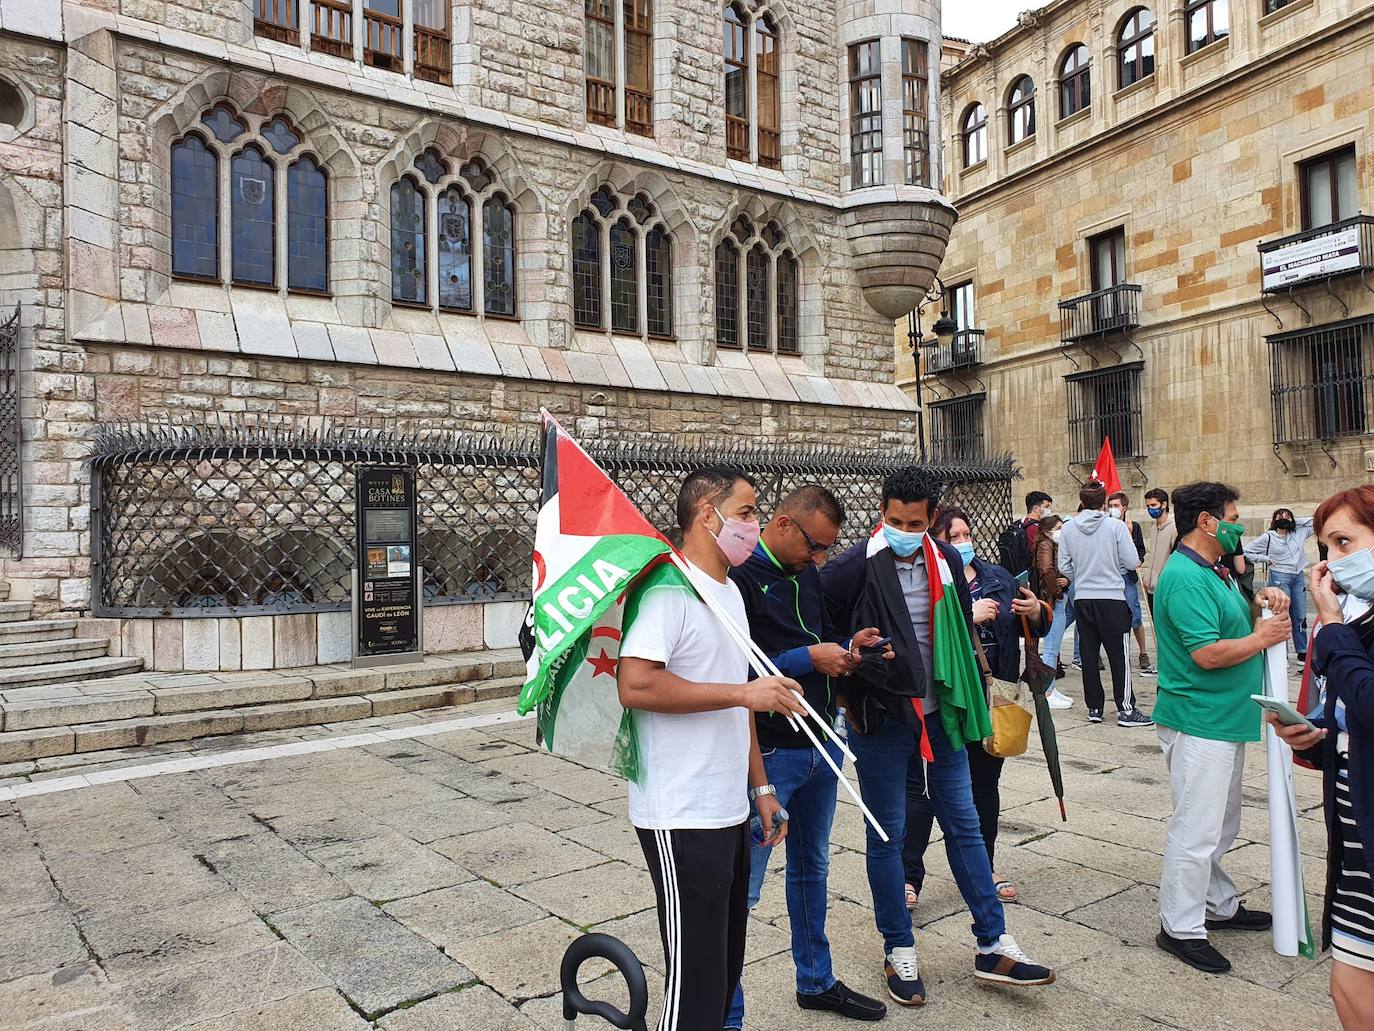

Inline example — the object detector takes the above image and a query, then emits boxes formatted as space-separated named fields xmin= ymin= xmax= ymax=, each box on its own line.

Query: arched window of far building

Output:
xmin=571 ymin=187 xmax=674 ymax=338
xmin=1058 ymin=45 xmax=1090 ymax=119
xmin=961 ymin=103 xmax=987 ymax=168
xmin=723 ymin=1 xmax=783 ymax=169
xmin=389 ymin=152 xmax=520 ymax=317
xmin=714 ymin=215 xmax=799 ymax=353
xmin=1007 ymin=75 xmax=1035 ymax=145
xmin=1117 ymin=8 xmax=1155 ymax=89
xmin=170 ymin=105 xmax=329 ymax=293
xmin=1184 ymin=0 xmax=1228 ymax=54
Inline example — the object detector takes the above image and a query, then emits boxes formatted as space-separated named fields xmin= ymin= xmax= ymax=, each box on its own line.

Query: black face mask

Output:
xmin=1273 ymin=519 xmax=1296 ymax=532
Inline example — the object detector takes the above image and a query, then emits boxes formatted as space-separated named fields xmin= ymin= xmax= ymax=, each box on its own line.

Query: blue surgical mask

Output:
xmin=882 ymin=523 xmax=925 ymax=557
xmin=1146 ymin=506 xmax=1164 ymax=519
xmin=1330 ymin=546 xmax=1374 ymax=601
xmin=955 ymin=542 xmax=976 ymax=566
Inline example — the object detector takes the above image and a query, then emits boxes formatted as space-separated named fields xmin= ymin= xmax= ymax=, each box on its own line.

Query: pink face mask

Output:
xmin=713 ymin=507 xmax=761 ymax=566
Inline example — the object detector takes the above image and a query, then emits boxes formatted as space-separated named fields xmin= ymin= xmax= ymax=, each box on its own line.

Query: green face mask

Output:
xmin=1214 ymin=518 xmax=1244 ymax=553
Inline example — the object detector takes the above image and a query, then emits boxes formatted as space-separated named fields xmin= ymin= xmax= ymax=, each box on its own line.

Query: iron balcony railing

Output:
xmin=927 ymin=329 xmax=985 ymax=374
xmin=1259 ymin=215 xmax=1374 ymax=294
xmin=1059 ymin=283 xmax=1142 ymax=343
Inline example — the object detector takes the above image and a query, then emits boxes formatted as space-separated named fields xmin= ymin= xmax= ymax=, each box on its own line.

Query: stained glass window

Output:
xmin=390 ymin=175 xmax=426 ymax=303
xmin=262 ymin=116 xmax=301 ymax=154
xmin=715 ymin=239 xmax=739 ymax=347
xmin=437 ymin=185 xmax=472 ymax=311
xmin=572 ymin=212 xmax=602 ymax=329
xmin=287 ymin=156 xmax=328 ymax=293
xmin=414 ymin=147 xmax=448 ymax=185
xmin=231 ymin=145 xmax=275 ymax=286
xmin=746 ymin=245 xmax=769 ymax=350
xmin=590 ymin=185 xmax=619 ymax=218
xmin=171 ymin=134 xmax=219 ymax=280
xmin=483 ymin=195 xmax=516 ymax=317
xmin=776 ymin=251 xmax=798 ymax=353
xmin=202 ymin=104 xmax=246 ymax=144
xmin=609 ymin=219 xmax=638 ymax=334
xmin=645 ymin=226 xmax=672 ymax=338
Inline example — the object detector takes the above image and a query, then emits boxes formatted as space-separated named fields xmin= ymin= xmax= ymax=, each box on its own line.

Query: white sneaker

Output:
xmin=1046 ymin=689 xmax=1073 ymax=710
xmin=884 ymin=945 xmax=926 ymax=1006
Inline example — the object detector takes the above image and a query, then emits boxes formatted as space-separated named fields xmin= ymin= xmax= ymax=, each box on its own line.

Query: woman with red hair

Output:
xmin=1270 ymin=485 xmax=1374 ymax=1028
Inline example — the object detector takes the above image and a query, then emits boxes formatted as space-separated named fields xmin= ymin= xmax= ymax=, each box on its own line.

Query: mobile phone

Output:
xmin=1250 ymin=694 xmax=1318 ymax=731
xmin=861 ymin=635 xmax=892 ymax=651
xmin=1015 ymin=570 xmax=1030 ymax=587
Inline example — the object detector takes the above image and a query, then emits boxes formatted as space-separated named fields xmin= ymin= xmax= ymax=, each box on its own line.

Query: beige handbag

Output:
xmin=973 ymin=630 xmax=1033 ymax=759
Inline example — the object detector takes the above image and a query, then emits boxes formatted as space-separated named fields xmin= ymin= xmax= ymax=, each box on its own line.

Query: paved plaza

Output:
xmin=0 ymin=663 xmax=1340 ymax=1030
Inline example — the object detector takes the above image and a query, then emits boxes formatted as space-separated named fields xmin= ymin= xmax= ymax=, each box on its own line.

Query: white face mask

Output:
xmin=1108 ymin=508 xmax=1124 ymax=520
xmin=1050 ymin=529 xmax=1063 ymax=542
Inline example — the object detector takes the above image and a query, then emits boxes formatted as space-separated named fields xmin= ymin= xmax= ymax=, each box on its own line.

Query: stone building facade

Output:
xmin=0 ymin=0 xmax=955 ymax=668
xmin=898 ymin=0 xmax=1374 ymax=527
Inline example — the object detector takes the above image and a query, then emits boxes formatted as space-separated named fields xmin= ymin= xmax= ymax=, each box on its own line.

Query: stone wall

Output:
xmin=899 ymin=1 xmax=1374 ymax=515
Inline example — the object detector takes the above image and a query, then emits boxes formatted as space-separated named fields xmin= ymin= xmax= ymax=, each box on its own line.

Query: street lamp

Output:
xmin=907 ymin=276 xmax=957 ymax=462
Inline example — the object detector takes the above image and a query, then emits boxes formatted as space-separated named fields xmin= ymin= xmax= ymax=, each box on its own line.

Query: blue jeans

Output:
xmin=726 ymin=739 xmax=842 ymax=1028
xmin=1267 ymin=570 xmax=1308 ymax=653
xmin=847 ymin=713 xmax=1006 ymax=951
xmin=1124 ymin=579 xmax=1143 ymax=629
xmin=1042 ymin=595 xmax=1074 ymax=692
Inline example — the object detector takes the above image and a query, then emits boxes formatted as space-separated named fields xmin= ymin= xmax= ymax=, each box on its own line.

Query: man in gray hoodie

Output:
xmin=1059 ymin=481 xmax=1154 ymax=728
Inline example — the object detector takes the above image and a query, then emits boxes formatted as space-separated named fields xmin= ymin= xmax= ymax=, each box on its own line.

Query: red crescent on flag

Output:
xmin=532 ymin=550 xmax=546 ymax=591
xmin=590 ymin=626 xmax=622 ymax=641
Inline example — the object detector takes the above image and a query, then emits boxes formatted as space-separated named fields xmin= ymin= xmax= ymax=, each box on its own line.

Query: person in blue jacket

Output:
xmin=1270 ymin=485 xmax=1374 ymax=1029
xmin=726 ymin=485 xmax=890 ymax=1027
xmin=904 ymin=505 xmax=1044 ymax=908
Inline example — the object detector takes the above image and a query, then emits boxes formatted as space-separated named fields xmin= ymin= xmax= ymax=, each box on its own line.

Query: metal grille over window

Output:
xmin=901 ymin=39 xmax=929 ymax=187
xmin=1269 ymin=318 xmax=1374 ymax=446
xmin=930 ymin=395 xmax=987 ymax=462
xmin=848 ymin=40 xmax=883 ymax=187
xmin=89 ymin=418 xmax=1019 ymax=618
xmin=0 ymin=308 xmax=21 ymax=556
xmin=1065 ymin=362 xmax=1145 ymax=464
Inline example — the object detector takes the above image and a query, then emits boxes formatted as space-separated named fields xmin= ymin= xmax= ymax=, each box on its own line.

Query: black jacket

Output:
xmin=730 ymin=542 xmax=843 ymax=749
xmin=820 ymin=536 xmax=976 ymax=729
xmin=966 ymin=557 xmax=1041 ymax=684
xmin=1300 ymin=622 xmax=1374 ymax=949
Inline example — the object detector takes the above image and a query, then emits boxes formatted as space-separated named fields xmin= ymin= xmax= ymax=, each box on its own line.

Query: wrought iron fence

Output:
xmin=89 ymin=417 xmax=1019 ymax=618
xmin=0 ymin=307 xmax=20 ymax=556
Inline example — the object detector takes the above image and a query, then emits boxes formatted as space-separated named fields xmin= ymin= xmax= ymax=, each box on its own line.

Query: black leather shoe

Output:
xmin=798 ymin=980 xmax=888 ymax=1020
xmin=1156 ymin=929 xmax=1231 ymax=973
xmin=1206 ymin=904 xmax=1272 ymax=932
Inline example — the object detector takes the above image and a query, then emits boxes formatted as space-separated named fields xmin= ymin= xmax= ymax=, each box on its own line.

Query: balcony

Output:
xmin=1260 ymin=215 xmax=1374 ymax=294
xmin=927 ymin=330 xmax=985 ymax=373
xmin=1059 ymin=283 xmax=1142 ymax=343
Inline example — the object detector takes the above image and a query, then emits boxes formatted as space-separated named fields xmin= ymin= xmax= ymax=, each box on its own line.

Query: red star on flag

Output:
xmin=586 ymin=648 xmax=618 ymax=679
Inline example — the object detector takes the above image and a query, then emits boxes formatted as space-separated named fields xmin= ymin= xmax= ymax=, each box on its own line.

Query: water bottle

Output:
xmin=749 ymin=805 xmax=789 ymax=845
xmin=833 ymin=705 xmax=849 ymax=741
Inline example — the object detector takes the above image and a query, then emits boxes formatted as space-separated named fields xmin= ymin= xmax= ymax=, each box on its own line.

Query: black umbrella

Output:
xmin=1020 ymin=613 xmax=1066 ymax=822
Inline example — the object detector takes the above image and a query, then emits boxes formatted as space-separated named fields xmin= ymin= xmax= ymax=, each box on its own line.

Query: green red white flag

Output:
xmin=866 ymin=528 xmax=991 ymax=753
xmin=515 ymin=411 xmax=675 ymax=780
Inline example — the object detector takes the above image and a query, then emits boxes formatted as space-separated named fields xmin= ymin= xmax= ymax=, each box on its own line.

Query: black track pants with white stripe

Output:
xmin=1074 ymin=597 xmax=1135 ymax=713
xmin=636 ymin=821 xmax=750 ymax=1031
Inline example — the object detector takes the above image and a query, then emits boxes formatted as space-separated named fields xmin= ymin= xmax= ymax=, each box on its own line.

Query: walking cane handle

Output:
xmin=560 ymin=933 xmax=649 ymax=1030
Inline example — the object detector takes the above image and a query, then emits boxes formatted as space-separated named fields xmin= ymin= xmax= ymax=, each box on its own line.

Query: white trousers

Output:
xmin=1158 ymin=727 xmax=1246 ymax=939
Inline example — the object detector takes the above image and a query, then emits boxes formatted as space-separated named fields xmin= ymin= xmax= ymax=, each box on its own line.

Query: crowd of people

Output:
xmin=612 ymin=467 xmax=1372 ymax=1030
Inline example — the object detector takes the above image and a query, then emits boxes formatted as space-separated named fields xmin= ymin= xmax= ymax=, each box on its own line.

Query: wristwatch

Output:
xmin=749 ymin=784 xmax=777 ymax=801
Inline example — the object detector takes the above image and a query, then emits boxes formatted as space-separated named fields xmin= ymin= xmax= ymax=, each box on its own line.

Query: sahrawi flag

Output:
xmin=867 ymin=527 xmax=990 ymax=756
xmin=515 ymin=411 xmax=678 ymax=781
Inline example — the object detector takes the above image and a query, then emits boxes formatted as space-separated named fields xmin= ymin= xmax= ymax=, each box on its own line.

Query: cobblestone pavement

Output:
xmin=0 ymin=660 xmax=1340 ymax=1030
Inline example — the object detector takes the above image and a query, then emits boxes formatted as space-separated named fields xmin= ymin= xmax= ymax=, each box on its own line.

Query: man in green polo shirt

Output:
xmin=1152 ymin=481 xmax=1292 ymax=974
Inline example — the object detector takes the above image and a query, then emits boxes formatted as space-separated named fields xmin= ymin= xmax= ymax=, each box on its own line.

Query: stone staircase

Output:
xmin=0 ymin=585 xmax=145 ymax=694
xmin=0 ymin=645 xmax=526 ymax=764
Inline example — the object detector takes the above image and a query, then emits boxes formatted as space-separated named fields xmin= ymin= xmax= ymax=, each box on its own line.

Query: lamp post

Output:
xmin=907 ymin=277 xmax=958 ymax=463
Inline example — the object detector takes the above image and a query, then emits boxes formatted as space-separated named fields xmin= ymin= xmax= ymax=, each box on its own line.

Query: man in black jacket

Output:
xmin=821 ymin=467 xmax=1055 ymax=1007
xmin=726 ymin=486 xmax=888 ymax=1027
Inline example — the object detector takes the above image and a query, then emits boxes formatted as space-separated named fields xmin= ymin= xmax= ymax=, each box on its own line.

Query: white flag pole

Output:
xmin=1261 ymin=605 xmax=1304 ymax=957
xmin=668 ymin=554 xmax=889 ymax=842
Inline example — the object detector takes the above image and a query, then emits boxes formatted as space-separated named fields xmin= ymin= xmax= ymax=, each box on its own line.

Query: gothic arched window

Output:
xmin=286 ymin=155 xmax=328 ymax=293
xmin=1007 ymin=75 xmax=1035 ymax=145
xmin=483 ymin=194 xmax=516 ymax=317
xmin=390 ymin=175 xmax=427 ymax=304
xmin=723 ymin=1 xmax=782 ymax=168
xmin=571 ymin=188 xmax=674 ymax=338
xmin=572 ymin=211 xmax=602 ymax=329
xmin=230 ymin=145 xmax=275 ymax=286
xmin=714 ymin=217 xmax=797 ymax=353
xmin=170 ymin=133 xmax=219 ymax=280
xmin=436 ymin=184 xmax=472 ymax=311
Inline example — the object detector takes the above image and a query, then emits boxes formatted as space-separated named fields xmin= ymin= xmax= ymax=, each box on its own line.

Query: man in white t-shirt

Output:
xmin=618 ymin=466 xmax=806 ymax=1031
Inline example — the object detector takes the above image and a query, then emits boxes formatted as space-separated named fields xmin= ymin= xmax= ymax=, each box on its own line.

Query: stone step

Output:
xmin=0 ymin=637 xmax=110 ymax=670
xmin=0 ymin=655 xmax=144 ymax=691
xmin=0 ymin=673 xmax=527 ymax=762
xmin=0 ymin=602 xmax=33 ymax=623
xmin=0 ymin=620 xmax=79 ymax=645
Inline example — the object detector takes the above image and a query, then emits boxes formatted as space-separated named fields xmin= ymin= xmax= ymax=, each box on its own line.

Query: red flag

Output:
xmin=1091 ymin=437 xmax=1122 ymax=494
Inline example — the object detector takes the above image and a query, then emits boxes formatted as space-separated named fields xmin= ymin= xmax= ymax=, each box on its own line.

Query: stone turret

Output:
xmin=837 ymin=0 xmax=957 ymax=319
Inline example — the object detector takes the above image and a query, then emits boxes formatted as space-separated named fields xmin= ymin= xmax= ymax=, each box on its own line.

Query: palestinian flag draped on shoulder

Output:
xmin=866 ymin=527 xmax=991 ymax=752
xmin=515 ymin=411 xmax=685 ymax=782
